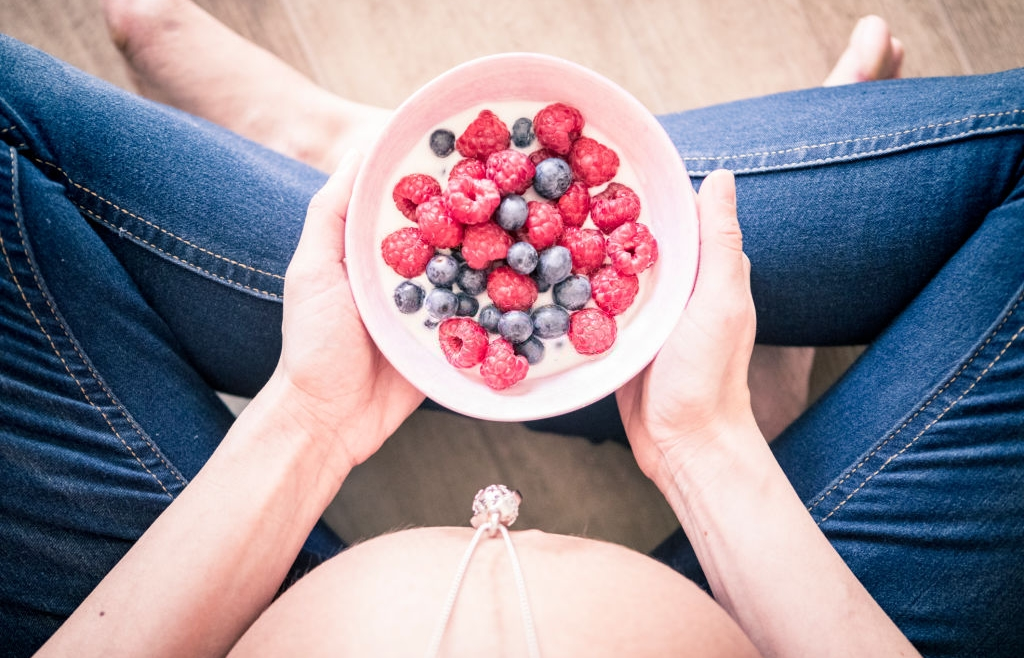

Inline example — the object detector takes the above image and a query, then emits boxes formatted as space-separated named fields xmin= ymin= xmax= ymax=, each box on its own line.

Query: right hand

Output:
xmin=616 ymin=169 xmax=762 ymax=492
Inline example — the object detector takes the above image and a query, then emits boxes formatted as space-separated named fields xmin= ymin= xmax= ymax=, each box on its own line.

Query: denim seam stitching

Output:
xmin=818 ymin=317 xmax=1023 ymax=524
xmin=6 ymin=149 xmax=184 ymax=492
xmin=682 ymin=110 xmax=1024 ymax=161
xmin=74 ymin=202 xmax=283 ymax=299
xmin=686 ymin=126 xmax=1024 ymax=177
xmin=809 ymin=289 xmax=1024 ymax=520
xmin=2 ymin=148 xmax=182 ymax=495
xmin=28 ymin=155 xmax=286 ymax=281
xmin=2 ymin=122 xmax=25 ymax=150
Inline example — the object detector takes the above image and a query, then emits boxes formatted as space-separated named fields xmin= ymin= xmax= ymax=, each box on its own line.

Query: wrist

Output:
xmin=653 ymin=412 xmax=769 ymax=513
xmin=223 ymin=373 xmax=354 ymax=501
xmin=257 ymin=368 xmax=345 ymax=438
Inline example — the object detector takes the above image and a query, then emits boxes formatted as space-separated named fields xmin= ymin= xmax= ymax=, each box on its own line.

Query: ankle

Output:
xmin=102 ymin=0 xmax=183 ymax=51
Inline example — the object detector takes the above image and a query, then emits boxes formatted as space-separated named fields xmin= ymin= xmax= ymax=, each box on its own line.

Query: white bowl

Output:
xmin=346 ymin=53 xmax=698 ymax=422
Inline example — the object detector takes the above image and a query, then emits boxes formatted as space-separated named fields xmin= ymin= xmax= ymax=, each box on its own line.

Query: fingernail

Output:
xmin=709 ymin=169 xmax=736 ymax=205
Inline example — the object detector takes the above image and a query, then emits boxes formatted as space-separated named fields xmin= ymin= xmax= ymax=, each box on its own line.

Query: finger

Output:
xmin=295 ymin=149 xmax=362 ymax=266
xmin=690 ymin=169 xmax=750 ymax=303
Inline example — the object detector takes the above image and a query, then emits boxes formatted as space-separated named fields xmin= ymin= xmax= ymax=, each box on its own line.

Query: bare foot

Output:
xmin=823 ymin=15 xmax=904 ymax=86
xmin=102 ymin=0 xmax=390 ymax=172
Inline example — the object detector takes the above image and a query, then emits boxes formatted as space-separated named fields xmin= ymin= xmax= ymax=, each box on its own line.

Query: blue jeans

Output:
xmin=1 ymin=34 xmax=1022 ymax=658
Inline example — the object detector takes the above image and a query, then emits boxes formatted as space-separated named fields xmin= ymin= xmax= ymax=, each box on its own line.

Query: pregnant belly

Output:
xmin=228 ymin=527 xmax=757 ymax=657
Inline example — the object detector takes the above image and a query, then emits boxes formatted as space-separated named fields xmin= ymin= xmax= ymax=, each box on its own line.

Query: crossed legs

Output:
xmin=100 ymin=0 xmax=903 ymax=440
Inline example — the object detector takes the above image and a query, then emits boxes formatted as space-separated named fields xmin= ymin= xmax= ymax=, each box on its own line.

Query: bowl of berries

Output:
xmin=346 ymin=52 xmax=698 ymax=422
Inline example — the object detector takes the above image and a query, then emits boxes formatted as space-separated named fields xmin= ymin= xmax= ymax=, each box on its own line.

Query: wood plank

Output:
xmin=281 ymin=0 xmax=834 ymax=111
xmin=611 ymin=0 xmax=830 ymax=111
xmin=0 ymin=0 xmax=133 ymax=90
xmin=941 ymin=0 xmax=1024 ymax=74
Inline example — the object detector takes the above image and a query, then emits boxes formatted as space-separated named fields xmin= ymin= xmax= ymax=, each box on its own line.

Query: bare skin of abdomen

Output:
xmin=228 ymin=527 xmax=759 ymax=657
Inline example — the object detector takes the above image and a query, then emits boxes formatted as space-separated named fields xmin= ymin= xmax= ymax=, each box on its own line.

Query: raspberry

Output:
xmin=569 ymin=137 xmax=619 ymax=187
xmin=590 ymin=265 xmax=639 ymax=315
xmin=559 ymin=227 xmax=607 ymax=275
xmin=568 ymin=308 xmax=617 ymax=355
xmin=480 ymin=338 xmax=529 ymax=390
xmin=528 ymin=148 xmax=560 ymax=166
xmin=607 ymin=221 xmax=659 ymax=275
xmin=415 ymin=197 xmax=464 ymax=248
xmin=461 ymin=221 xmax=512 ymax=270
xmin=533 ymin=103 xmax=584 ymax=155
xmin=381 ymin=226 xmax=434 ymax=278
xmin=448 ymin=157 xmax=486 ymax=182
xmin=487 ymin=265 xmax=538 ymax=312
xmin=590 ymin=182 xmax=641 ymax=233
xmin=438 ymin=318 xmax=489 ymax=368
xmin=556 ymin=182 xmax=591 ymax=227
xmin=485 ymin=149 xmax=536 ymax=195
xmin=520 ymin=201 xmax=564 ymax=250
xmin=444 ymin=176 xmax=501 ymax=225
xmin=455 ymin=109 xmax=510 ymax=160
xmin=392 ymin=173 xmax=442 ymax=220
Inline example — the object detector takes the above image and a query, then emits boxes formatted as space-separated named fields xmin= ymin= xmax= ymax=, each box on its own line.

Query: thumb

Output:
xmin=295 ymin=149 xmax=362 ymax=266
xmin=691 ymin=169 xmax=749 ymax=303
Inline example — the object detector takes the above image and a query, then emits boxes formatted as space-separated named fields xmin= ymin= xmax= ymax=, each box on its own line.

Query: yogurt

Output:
xmin=376 ymin=101 xmax=655 ymax=384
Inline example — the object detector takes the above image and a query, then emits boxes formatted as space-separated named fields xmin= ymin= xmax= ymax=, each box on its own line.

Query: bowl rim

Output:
xmin=346 ymin=52 xmax=698 ymax=422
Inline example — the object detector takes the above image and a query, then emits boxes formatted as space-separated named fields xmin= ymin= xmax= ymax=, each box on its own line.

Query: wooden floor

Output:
xmin=5 ymin=0 xmax=1023 ymax=111
xmin=3 ymin=0 xmax=1022 ymax=552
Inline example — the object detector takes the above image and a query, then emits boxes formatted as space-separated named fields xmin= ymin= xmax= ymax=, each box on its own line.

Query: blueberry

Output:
xmin=511 ymin=118 xmax=535 ymax=148
xmin=478 ymin=305 xmax=502 ymax=333
xmin=514 ymin=336 xmax=545 ymax=365
xmin=425 ymin=288 xmax=459 ymax=320
xmin=429 ymin=129 xmax=456 ymax=157
xmin=498 ymin=310 xmax=534 ymax=344
xmin=456 ymin=292 xmax=480 ymax=317
xmin=457 ymin=265 xmax=488 ymax=295
xmin=533 ymin=157 xmax=572 ymax=200
xmin=506 ymin=241 xmax=539 ymax=275
xmin=553 ymin=275 xmax=591 ymax=310
xmin=532 ymin=304 xmax=570 ymax=339
xmin=535 ymin=246 xmax=572 ymax=284
xmin=393 ymin=281 xmax=425 ymax=314
xmin=496 ymin=194 xmax=528 ymax=231
xmin=533 ymin=273 xmax=552 ymax=293
xmin=426 ymin=254 xmax=459 ymax=288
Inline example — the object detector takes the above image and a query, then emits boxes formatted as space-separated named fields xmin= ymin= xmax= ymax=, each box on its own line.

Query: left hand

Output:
xmin=270 ymin=151 xmax=425 ymax=473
